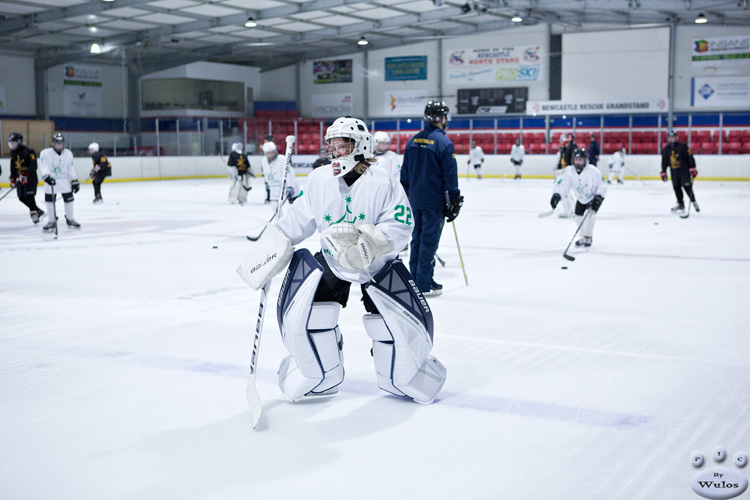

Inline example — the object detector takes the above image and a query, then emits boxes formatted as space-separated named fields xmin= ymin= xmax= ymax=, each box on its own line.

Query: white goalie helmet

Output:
xmin=373 ymin=131 xmax=391 ymax=155
xmin=232 ymin=141 xmax=243 ymax=154
xmin=88 ymin=142 xmax=99 ymax=153
xmin=262 ymin=141 xmax=277 ymax=154
xmin=325 ymin=116 xmax=374 ymax=176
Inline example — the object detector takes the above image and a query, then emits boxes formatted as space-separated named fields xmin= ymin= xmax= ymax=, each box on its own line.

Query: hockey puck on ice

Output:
xmin=212 ymin=246 xmax=218 ymax=249
xmin=561 ymin=266 xmax=568 ymax=270
xmin=654 ymin=222 xmax=659 ymax=225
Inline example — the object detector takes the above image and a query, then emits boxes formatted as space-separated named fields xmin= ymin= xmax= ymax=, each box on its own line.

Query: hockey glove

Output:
xmin=18 ymin=174 xmax=28 ymax=185
xmin=550 ymin=193 xmax=561 ymax=209
xmin=9 ymin=176 xmax=16 ymax=188
xmin=689 ymin=167 xmax=698 ymax=179
xmin=43 ymin=175 xmax=55 ymax=186
xmin=444 ymin=195 xmax=464 ymax=222
xmin=591 ymin=194 xmax=604 ymax=212
xmin=89 ymin=170 xmax=95 ymax=179
xmin=71 ymin=180 xmax=80 ymax=193
xmin=660 ymin=171 xmax=667 ymax=182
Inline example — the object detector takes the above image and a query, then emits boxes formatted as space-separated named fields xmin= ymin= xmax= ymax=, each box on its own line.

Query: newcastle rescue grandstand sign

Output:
xmin=526 ymin=98 xmax=668 ymax=115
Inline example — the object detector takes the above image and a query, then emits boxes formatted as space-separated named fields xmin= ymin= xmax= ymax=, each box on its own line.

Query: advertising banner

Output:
xmin=63 ymin=64 xmax=102 ymax=116
xmin=383 ymin=89 xmax=429 ymax=116
xmin=526 ymin=98 xmax=668 ymax=115
xmin=692 ymin=36 xmax=750 ymax=66
xmin=457 ymin=87 xmax=527 ymax=114
xmin=385 ymin=56 xmax=427 ymax=81
xmin=312 ymin=93 xmax=353 ymax=118
xmin=691 ymin=76 xmax=750 ymax=108
xmin=446 ymin=46 xmax=543 ymax=83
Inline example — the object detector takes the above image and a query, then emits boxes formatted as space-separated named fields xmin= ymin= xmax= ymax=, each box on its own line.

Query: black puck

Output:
xmin=212 ymin=246 xmax=218 ymax=249
xmin=561 ymin=266 xmax=568 ymax=270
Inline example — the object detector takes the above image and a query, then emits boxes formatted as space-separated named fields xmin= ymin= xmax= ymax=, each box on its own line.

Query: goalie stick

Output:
xmin=246 ymin=134 xmax=295 ymax=429
xmin=562 ymin=210 xmax=591 ymax=262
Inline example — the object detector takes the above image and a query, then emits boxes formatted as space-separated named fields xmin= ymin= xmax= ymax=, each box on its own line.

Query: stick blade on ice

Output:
xmin=246 ymin=378 xmax=263 ymax=428
xmin=563 ymin=253 xmax=576 ymax=262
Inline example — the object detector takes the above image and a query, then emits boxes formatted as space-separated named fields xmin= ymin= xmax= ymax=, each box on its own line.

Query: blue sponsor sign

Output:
xmin=385 ymin=56 xmax=427 ymax=81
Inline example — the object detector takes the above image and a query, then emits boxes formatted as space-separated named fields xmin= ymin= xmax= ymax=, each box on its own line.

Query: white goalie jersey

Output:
xmin=274 ymin=165 xmax=413 ymax=284
xmin=553 ymin=164 xmax=607 ymax=205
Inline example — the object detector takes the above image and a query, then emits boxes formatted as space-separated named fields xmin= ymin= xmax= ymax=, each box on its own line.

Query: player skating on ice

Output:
xmin=373 ymin=131 xmax=400 ymax=179
xmin=8 ymin=132 xmax=45 ymax=224
xmin=88 ymin=143 xmax=112 ymax=203
xmin=467 ymin=141 xmax=485 ymax=180
xmin=550 ymin=147 xmax=606 ymax=247
xmin=607 ymin=147 xmax=626 ymax=184
xmin=261 ymin=141 xmax=298 ymax=209
xmin=39 ymin=133 xmax=81 ymax=231
xmin=510 ymin=138 xmax=525 ymax=179
xmin=660 ymin=129 xmax=699 ymax=215
xmin=227 ymin=141 xmax=252 ymax=205
xmin=237 ymin=116 xmax=447 ymax=405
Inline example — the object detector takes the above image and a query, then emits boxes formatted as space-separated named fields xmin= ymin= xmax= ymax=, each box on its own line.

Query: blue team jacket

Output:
xmin=400 ymin=124 xmax=461 ymax=209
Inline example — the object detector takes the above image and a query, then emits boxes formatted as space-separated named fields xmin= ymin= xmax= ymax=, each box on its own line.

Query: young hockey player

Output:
xmin=39 ymin=133 xmax=81 ymax=231
xmin=88 ymin=143 xmax=112 ymax=203
xmin=661 ymin=129 xmax=699 ymax=214
xmin=237 ymin=117 xmax=446 ymax=405
xmin=510 ymin=138 xmax=525 ymax=179
xmin=550 ymin=147 xmax=606 ymax=247
xmin=467 ymin=141 xmax=485 ymax=180
xmin=226 ymin=141 xmax=252 ymax=204
xmin=261 ymin=141 xmax=299 ymax=209
xmin=607 ymin=147 xmax=626 ymax=184
xmin=373 ymin=131 xmax=400 ymax=179
xmin=8 ymin=132 xmax=45 ymax=224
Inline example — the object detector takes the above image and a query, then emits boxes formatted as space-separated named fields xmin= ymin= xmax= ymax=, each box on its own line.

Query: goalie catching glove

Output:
xmin=236 ymin=224 xmax=294 ymax=290
xmin=322 ymin=222 xmax=391 ymax=271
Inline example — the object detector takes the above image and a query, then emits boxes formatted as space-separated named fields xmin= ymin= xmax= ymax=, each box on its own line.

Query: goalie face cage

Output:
xmin=364 ymin=260 xmax=434 ymax=341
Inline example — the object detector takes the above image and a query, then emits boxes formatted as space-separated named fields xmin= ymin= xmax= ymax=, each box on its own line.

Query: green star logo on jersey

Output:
xmin=323 ymin=195 xmax=363 ymax=226
xmin=576 ymin=180 xmax=588 ymax=197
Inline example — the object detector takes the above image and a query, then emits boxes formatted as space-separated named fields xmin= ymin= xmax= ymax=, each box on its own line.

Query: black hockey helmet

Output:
xmin=8 ymin=132 xmax=23 ymax=143
xmin=264 ymin=134 xmax=274 ymax=142
xmin=667 ymin=129 xmax=678 ymax=142
xmin=52 ymin=132 xmax=65 ymax=144
xmin=424 ymin=100 xmax=450 ymax=123
xmin=573 ymin=147 xmax=587 ymax=173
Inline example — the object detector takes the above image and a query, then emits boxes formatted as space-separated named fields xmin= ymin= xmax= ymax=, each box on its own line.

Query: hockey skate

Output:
xmin=431 ymin=280 xmax=443 ymax=291
xmin=423 ymin=289 xmax=442 ymax=297
xmin=692 ymin=201 xmax=700 ymax=213
xmin=670 ymin=203 xmax=685 ymax=213
xmin=65 ymin=216 xmax=81 ymax=229
xmin=30 ymin=209 xmax=44 ymax=224
xmin=575 ymin=236 xmax=592 ymax=247
xmin=93 ymin=195 xmax=103 ymax=204
xmin=617 ymin=179 xmax=624 ymax=185
xmin=43 ymin=220 xmax=57 ymax=232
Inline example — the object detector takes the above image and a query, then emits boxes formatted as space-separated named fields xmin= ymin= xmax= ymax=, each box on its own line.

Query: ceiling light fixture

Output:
xmin=694 ymin=13 xmax=707 ymax=23
xmin=358 ymin=36 xmax=368 ymax=46
xmin=511 ymin=14 xmax=523 ymax=22
xmin=90 ymin=43 xmax=101 ymax=54
xmin=245 ymin=17 xmax=257 ymax=28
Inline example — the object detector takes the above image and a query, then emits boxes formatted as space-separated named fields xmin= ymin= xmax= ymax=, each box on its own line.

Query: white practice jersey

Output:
xmin=554 ymin=164 xmax=607 ymax=205
xmin=262 ymin=154 xmax=299 ymax=200
xmin=608 ymin=151 xmax=625 ymax=171
xmin=510 ymin=144 xmax=525 ymax=162
xmin=39 ymin=147 xmax=76 ymax=193
xmin=275 ymin=165 xmax=413 ymax=284
xmin=375 ymin=150 xmax=400 ymax=179
xmin=469 ymin=146 xmax=485 ymax=165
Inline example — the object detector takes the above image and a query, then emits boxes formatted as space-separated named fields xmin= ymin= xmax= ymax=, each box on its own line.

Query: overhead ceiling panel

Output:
xmin=179 ymin=4 xmax=243 ymax=17
xmin=148 ymin=0 xmax=200 ymax=8
xmin=132 ymin=13 xmax=194 ymax=25
xmin=220 ymin=0 xmax=285 ymax=8
xmin=0 ymin=3 xmax=45 ymax=15
xmin=231 ymin=29 xmax=282 ymax=38
xmin=98 ymin=20 xmax=159 ymax=31
xmin=100 ymin=7 xmax=154 ymax=18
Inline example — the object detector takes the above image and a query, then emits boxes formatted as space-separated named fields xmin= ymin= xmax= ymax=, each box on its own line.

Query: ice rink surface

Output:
xmin=1 ymin=174 xmax=749 ymax=500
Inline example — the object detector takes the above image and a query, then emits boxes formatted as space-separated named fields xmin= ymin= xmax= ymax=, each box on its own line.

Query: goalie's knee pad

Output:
xmin=276 ymin=249 xmax=344 ymax=401
xmin=363 ymin=260 xmax=447 ymax=404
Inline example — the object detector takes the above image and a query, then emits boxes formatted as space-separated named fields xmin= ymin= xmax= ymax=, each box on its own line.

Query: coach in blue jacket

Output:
xmin=400 ymin=101 xmax=464 ymax=297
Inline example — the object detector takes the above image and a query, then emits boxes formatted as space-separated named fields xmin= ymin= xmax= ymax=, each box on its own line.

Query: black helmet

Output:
xmin=264 ymin=135 xmax=274 ymax=142
xmin=667 ymin=129 xmax=678 ymax=139
xmin=573 ymin=147 xmax=587 ymax=173
xmin=52 ymin=132 xmax=65 ymax=144
xmin=8 ymin=132 xmax=23 ymax=143
xmin=424 ymin=100 xmax=450 ymax=123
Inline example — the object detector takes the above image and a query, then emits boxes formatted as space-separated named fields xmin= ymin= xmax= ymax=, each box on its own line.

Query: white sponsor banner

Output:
xmin=63 ymin=64 xmax=102 ymax=116
xmin=692 ymin=36 xmax=750 ymax=66
xmin=446 ymin=46 xmax=543 ymax=83
xmin=0 ymin=85 xmax=5 ymax=114
xmin=311 ymin=93 xmax=352 ymax=118
xmin=383 ymin=89 xmax=428 ymax=116
xmin=526 ymin=98 xmax=668 ymax=115
xmin=692 ymin=76 xmax=750 ymax=108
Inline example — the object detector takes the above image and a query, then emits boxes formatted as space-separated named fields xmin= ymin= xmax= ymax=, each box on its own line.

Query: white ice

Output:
xmin=1 ymin=174 xmax=749 ymax=500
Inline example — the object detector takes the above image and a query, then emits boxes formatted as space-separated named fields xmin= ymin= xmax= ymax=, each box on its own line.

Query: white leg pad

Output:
xmin=277 ymin=302 xmax=344 ymax=401
xmin=363 ymin=314 xmax=447 ymax=404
